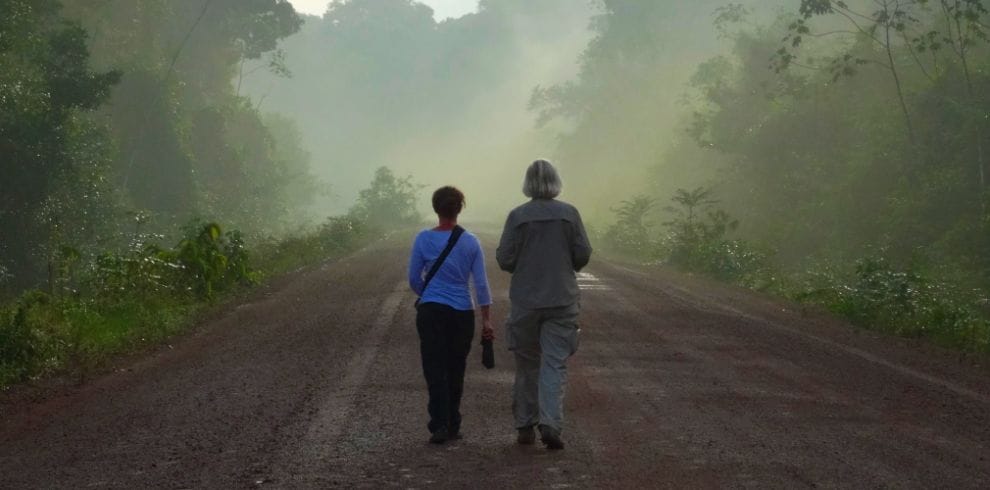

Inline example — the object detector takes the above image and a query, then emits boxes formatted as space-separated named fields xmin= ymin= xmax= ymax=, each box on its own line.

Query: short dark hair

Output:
xmin=432 ymin=186 xmax=465 ymax=219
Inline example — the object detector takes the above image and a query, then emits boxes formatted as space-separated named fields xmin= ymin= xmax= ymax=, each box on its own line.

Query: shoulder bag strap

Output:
xmin=419 ymin=225 xmax=465 ymax=299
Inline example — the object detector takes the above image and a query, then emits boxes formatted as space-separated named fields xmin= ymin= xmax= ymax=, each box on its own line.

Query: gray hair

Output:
xmin=522 ymin=159 xmax=562 ymax=199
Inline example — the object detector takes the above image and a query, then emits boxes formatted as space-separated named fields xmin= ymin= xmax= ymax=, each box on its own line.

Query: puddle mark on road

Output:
xmin=577 ymin=272 xmax=612 ymax=291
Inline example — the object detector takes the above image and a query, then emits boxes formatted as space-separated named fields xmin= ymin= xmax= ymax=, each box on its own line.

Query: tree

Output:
xmin=606 ymin=196 xmax=657 ymax=255
xmin=913 ymin=0 xmax=989 ymax=188
xmin=349 ymin=167 xmax=423 ymax=228
xmin=0 ymin=0 xmax=121 ymax=287
xmin=774 ymin=0 xmax=928 ymax=146
xmin=61 ymin=0 xmax=309 ymax=234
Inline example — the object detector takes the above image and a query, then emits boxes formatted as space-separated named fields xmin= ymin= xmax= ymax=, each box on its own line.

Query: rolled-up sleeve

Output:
xmin=496 ymin=212 xmax=518 ymax=272
xmin=570 ymin=211 xmax=592 ymax=272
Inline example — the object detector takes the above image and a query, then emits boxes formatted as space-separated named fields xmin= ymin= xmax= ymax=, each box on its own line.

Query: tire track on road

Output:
xmin=265 ymin=281 xmax=408 ymax=485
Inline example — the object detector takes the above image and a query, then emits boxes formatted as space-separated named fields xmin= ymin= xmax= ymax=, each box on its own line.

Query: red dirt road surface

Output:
xmin=2 ymin=235 xmax=989 ymax=488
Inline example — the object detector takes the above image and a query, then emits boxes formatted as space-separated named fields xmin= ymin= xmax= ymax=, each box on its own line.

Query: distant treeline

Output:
xmin=240 ymin=0 xmax=595 ymax=212
xmin=1 ymin=0 xmax=316 ymax=293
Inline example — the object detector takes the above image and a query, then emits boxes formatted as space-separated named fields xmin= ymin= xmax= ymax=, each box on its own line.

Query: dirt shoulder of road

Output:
xmin=595 ymin=256 xmax=990 ymax=399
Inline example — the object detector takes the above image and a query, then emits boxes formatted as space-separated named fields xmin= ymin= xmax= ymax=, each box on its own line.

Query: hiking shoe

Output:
xmin=448 ymin=431 xmax=463 ymax=441
xmin=517 ymin=426 xmax=536 ymax=445
xmin=429 ymin=428 xmax=449 ymax=444
xmin=538 ymin=424 xmax=564 ymax=450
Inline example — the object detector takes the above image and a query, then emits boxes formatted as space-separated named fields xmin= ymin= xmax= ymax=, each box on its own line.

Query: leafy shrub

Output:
xmin=796 ymin=256 xmax=990 ymax=352
xmin=348 ymin=167 xmax=422 ymax=228
xmin=89 ymin=245 xmax=176 ymax=300
xmin=253 ymin=215 xmax=371 ymax=274
xmin=658 ymin=188 xmax=773 ymax=286
xmin=0 ymin=292 xmax=61 ymax=387
xmin=0 ymin=220 xmax=267 ymax=388
xmin=605 ymin=195 xmax=657 ymax=257
xmin=171 ymin=223 xmax=259 ymax=300
xmin=0 ymin=215 xmax=375 ymax=390
xmin=320 ymin=216 xmax=368 ymax=253
xmin=87 ymin=222 xmax=258 ymax=303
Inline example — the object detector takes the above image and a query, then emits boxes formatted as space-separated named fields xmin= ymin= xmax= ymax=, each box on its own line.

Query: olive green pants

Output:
xmin=505 ymin=303 xmax=580 ymax=432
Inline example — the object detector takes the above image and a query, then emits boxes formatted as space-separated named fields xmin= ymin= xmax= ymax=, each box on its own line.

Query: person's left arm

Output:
xmin=408 ymin=234 xmax=426 ymax=295
xmin=496 ymin=211 xmax=518 ymax=273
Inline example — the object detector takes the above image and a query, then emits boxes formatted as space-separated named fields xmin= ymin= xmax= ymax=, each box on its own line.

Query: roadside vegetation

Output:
xmin=600 ymin=186 xmax=990 ymax=354
xmin=0 ymin=166 xmax=421 ymax=390
xmin=5 ymin=0 xmax=990 ymax=385
xmin=537 ymin=1 xmax=990 ymax=354
xmin=1 ymin=0 xmax=307 ymax=389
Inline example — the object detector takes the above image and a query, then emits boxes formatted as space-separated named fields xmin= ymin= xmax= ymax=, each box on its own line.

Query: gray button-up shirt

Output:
xmin=496 ymin=198 xmax=593 ymax=309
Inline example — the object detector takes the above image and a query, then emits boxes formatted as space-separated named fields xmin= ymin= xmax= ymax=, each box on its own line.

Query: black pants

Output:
xmin=416 ymin=302 xmax=475 ymax=435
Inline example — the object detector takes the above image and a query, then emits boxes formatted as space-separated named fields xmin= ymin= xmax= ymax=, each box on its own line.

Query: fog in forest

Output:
xmin=3 ymin=0 xmax=990 ymax=365
xmin=244 ymin=0 xmax=788 ymax=223
xmin=243 ymin=0 xmax=596 ymax=221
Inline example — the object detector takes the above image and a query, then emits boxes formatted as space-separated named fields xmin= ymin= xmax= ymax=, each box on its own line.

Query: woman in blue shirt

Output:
xmin=408 ymin=186 xmax=493 ymax=444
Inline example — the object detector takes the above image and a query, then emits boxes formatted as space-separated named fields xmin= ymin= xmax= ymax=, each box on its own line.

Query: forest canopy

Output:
xmin=1 ymin=0 xmax=313 ymax=290
xmin=2 ymin=0 xmax=989 ymax=351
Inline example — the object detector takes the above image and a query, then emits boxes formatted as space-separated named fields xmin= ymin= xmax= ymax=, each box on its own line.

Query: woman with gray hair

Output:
xmin=496 ymin=159 xmax=592 ymax=450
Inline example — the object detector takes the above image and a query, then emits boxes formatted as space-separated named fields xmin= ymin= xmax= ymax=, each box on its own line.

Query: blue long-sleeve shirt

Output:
xmin=408 ymin=228 xmax=492 ymax=311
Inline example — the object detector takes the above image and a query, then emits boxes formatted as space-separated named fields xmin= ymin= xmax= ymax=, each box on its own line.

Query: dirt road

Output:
xmin=2 ymin=234 xmax=989 ymax=488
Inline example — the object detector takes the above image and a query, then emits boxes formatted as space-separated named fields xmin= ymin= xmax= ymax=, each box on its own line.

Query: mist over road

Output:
xmin=2 ymin=235 xmax=989 ymax=488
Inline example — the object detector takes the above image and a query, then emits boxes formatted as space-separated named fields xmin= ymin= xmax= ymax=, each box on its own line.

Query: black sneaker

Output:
xmin=538 ymin=424 xmax=564 ymax=450
xmin=429 ymin=428 xmax=449 ymax=444
xmin=517 ymin=426 xmax=536 ymax=445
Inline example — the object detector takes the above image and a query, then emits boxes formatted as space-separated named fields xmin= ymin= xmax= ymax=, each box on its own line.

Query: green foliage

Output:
xmin=253 ymin=216 xmax=371 ymax=275
xmin=1 ymin=0 xmax=316 ymax=295
xmin=796 ymin=256 xmax=990 ymax=352
xmin=0 ymin=292 xmax=58 ymax=387
xmin=0 ymin=215 xmax=370 ymax=389
xmin=0 ymin=0 xmax=122 ymax=289
xmin=86 ymin=222 xmax=259 ymax=303
xmin=603 ymin=188 xmax=773 ymax=287
xmin=605 ymin=195 xmax=657 ymax=256
xmin=659 ymin=188 xmax=772 ymax=286
xmin=349 ymin=167 xmax=423 ymax=228
xmin=171 ymin=223 xmax=259 ymax=300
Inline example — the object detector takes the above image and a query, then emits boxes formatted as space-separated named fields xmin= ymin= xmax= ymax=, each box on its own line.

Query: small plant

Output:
xmin=606 ymin=195 xmax=657 ymax=256
xmin=796 ymin=256 xmax=990 ymax=352
xmin=321 ymin=216 xmax=367 ymax=253
xmin=0 ymin=291 xmax=59 ymax=387
xmin=171 ymin=222 xmax=258 ymax=301
xmin=658 ymin=187 xmax=772 ymax=286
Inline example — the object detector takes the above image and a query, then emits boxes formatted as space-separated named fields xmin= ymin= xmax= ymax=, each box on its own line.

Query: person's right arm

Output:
xmin=570 ymin=209 xmax=592 ymax=272
xmin=496 ymin=212 xmax=518 ymax=272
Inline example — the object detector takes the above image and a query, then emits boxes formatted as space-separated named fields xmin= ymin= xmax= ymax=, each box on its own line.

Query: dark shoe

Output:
xmin=538 ymin=424 xmax=564 ymax=450
xmin=516 ymin=426 xmax=536 ymax=445
xmin=447 ymin=423 xmax=463 ymax=440
xmin=429 ymin=428 xmax=449 ymax=444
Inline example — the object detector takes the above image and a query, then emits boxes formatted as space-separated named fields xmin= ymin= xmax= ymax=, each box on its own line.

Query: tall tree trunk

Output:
xmin=884 ymin=20 xmax=917 ymax=149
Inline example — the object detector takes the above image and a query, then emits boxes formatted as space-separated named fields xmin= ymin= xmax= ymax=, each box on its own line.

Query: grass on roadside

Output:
xmin=0 ymin=217 xmax=373 ymax=390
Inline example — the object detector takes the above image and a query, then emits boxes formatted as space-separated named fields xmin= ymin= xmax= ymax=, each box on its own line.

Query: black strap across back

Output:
xmin=417 ymin=225 xmax=465 ymax=306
